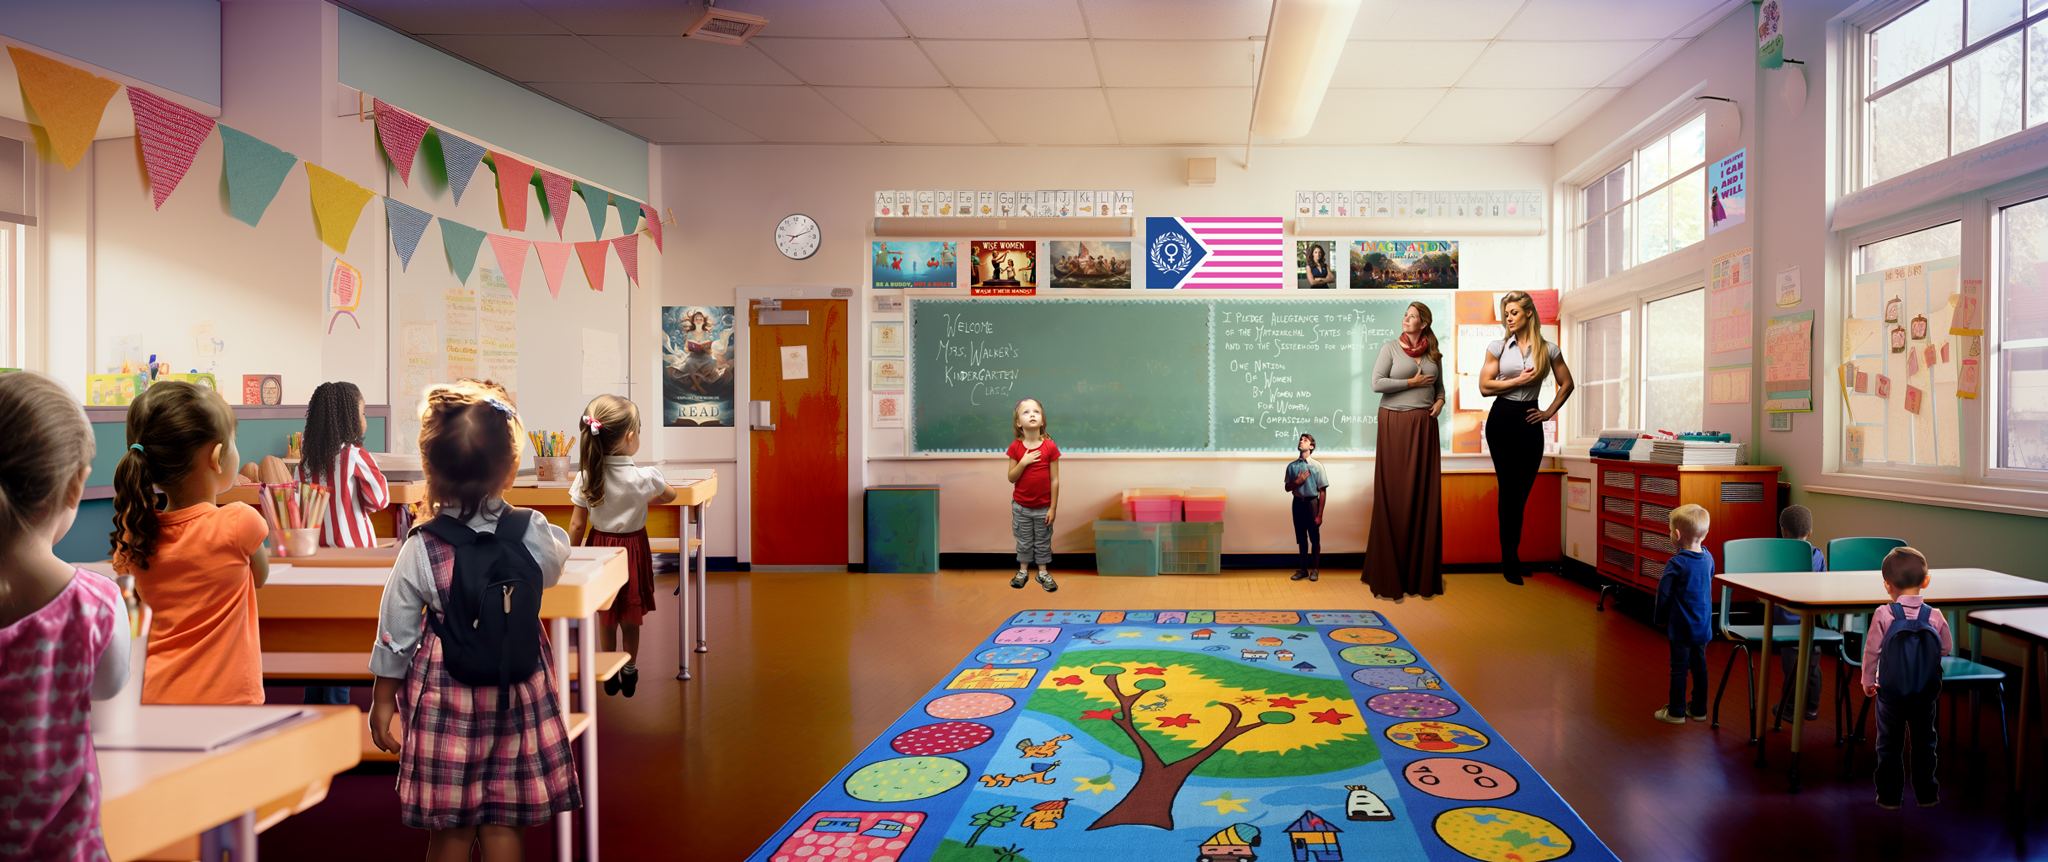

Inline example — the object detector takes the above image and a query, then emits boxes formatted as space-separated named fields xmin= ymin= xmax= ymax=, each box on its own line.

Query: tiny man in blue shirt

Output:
xmin=1284 ymin=433 xmax=1328 ymax=582
xmin=1654 ymin=503 xmax=1715 ymax=724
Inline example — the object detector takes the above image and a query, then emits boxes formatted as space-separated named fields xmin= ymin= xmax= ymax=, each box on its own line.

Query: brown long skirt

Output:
xmin=1363 ymin=407 xmax=1443 ymax=599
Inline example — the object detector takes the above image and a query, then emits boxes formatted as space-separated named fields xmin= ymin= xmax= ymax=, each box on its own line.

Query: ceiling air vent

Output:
xmin=682 ymin=5 xmax=769 ymax=45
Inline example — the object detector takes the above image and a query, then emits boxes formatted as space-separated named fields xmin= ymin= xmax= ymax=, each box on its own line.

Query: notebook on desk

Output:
xmin=93 ymin=705 xmax=313 ymax=751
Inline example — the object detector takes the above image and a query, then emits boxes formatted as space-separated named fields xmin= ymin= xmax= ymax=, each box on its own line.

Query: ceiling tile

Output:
xmin=1673 ymin=0 xmax=1749 ymax=37
xmin=583 ymin=36 xmax=800 ymax=84
xmin=881 ymin=0 xmax=1089 ymax=38
xmin=1458 ymin=40 xmax=1657 ymax=88
xmin=750 ymin=38 xmax=947 ymax=87
xmin=921 ymin=41 xmax=1100 ymax=88
xmin=959 ymin=88 xmax=1120 ymax=144
xmin=1519 ymin=87 xmax=1623 ymax=143
xmin=1096 ymin=41 xmax=1262 ymax=87
xmin=670 ymin=85 xmax=880 ymax=142
xmin=519 ymin=0 xmax=694 ymax=34
xmin=1350 ymin=0 xmax=1525 ymax=40
xmin=529 ymin=81 xmax=705 ymax=117
xmin=818 ymin=87 xmax=998 ymax=144
xmin=605 ymin=114 xmax=764 ymax=143
xmin=1602 ymin=38 xmax=1689 ymax=88
xmin=710 ymin=0 xmax=908 ymax=38
xmin=1402 ymin=88 xmax=1585 ymax=143
xmin=422 ymin=35 xmax=651 ymax=82
xmin=341 ymin=0 xmax=567 ymax=34
xmin=1105 ymin=87 xmax=1253 ymax=145
xmin=1330 ymin=41 xmax=1485 ymax=88
xmin=1288 ymin=88 xmax=1445 ymax=144
xmin=1499 ymin=0 xmax=1727 ymax=41
xmin=1080 ymin=0 xmax=1274 ymax=39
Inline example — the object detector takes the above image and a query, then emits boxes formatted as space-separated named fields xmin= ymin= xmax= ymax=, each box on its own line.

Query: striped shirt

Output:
xmin=297 ymin=444 xmax=390 ymax=548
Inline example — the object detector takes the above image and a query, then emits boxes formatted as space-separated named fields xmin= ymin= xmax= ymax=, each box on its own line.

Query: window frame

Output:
xmin=1563 ymin=274 xmax=1706 ymax=447
xmin=1837 ymin=209 xmax=1970 ymax=481
xmin=1855 ymin=0 xmax=2048 ymax=189
xmin=1985 ymin=177 xmax=2048 ymax=485
xmin=1569 ymin=110 xmax=1710 ymax=292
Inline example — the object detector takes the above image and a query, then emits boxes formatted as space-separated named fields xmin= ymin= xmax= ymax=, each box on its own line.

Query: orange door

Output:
xmin=749 ymin=299 xmax=848 ymax=566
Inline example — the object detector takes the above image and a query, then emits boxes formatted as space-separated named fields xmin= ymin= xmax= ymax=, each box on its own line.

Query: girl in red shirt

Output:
xmin=1005 ymin=398 xmax=1059 ymax=591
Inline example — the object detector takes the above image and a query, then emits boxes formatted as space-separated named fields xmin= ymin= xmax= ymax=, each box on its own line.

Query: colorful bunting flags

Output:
xmin=576 ymin=182 xmax=609 ymax=238
xmin=126 ymin=87 xmax=216 ymax=209
xmin=492 ymin=152 xmax=535 ymax=231
xmin=384 ymin=197 xmax=433 ymax=270
xmin=373 ymin=99 xmax=431 ymax=187
xmin=439 ymin=218 xmax=487 ymax=284
xmin=487 ymin=235 xmax=532 ymax=298
xmin=440 ymin=132 xmax=487 ymax=205
xmin=617 ymin=198 xmax=642 ymax=236
xmin=539 ymin=170 xmax=572 ymax=238
xmin=306 ymin=163 xmax=377 ymax=253
xmin=7 ymin=47 xmax=122 ymax=170
xmin=642 ymin=203 xmax=663 ymax=252
xmin=219 ymin=124 xmax=298 ymax=227
xmin=534 ymin=241 xmax=573 ymax=299
xmin=611 ymin=234 xmax=639 ymax=286
xmin=574 ymin=240 xmax=610 ymax=292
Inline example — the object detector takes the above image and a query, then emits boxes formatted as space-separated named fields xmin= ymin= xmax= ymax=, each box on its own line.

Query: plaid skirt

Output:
xmin=588 ymin=527 xmax=655 ymax=627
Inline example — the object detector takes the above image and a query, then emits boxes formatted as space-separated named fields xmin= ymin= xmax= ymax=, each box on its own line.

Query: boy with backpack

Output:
xmin=1860 ymin=546 xmax=1950 ymax=809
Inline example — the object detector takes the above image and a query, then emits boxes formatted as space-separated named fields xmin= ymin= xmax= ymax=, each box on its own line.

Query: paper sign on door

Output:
xmin=781 ymin=345 xmax=808 ymax=380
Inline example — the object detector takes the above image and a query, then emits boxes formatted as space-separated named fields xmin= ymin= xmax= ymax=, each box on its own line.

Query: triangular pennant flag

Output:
xmin=611 ymin=234 xmax=639 ymax=286
xmin=7 ymin=47 xmax=121 ymax=170
xmin=384 ymin=197 xmax=433 ymax=270
xmin=538 ymin=171 xmax=573 ymax=238
xmin=487 ymin=235 xmax=532 ymax=299
xmin=372 ymin=99 xmax=432 ymax=187
xmin=574 ymin=240 xmax=610 ymax=292
xmin=641 ymin=203 xmax=664 ymax=253
xmin=534 ymin=241 xmax=573 ymax=299
xmin=616 ymin=198 xmax=642 ymax=236
xmin=440 ymin=133 xmax=487 ymax=205
xmin=491 ymin=152 xmax=535 ymax=231
xmin=126 ymin=88 xmax=215 ymax=209
xmin=305 ymin=163 xmax=377 ymax=254
xmin=575 ymin=182 xmax=609 ymax=238
xmin=439 ymin=218 xmax=487 ymax=284
xmin=218 ymin=124 xmax=298 ymax=227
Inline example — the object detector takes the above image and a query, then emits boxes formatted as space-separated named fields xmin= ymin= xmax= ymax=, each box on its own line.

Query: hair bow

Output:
xmin=584 ymin=415 xmax=602 ymax=432
xmin=481 ymin=396 xmax=516 ymax=417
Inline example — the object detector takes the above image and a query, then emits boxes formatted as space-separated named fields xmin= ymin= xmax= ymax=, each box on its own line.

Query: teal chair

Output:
xmin=1710 ymin=538 xmax=1844 ymax=738
xmin=1827 ymin=537 xmax=1906 ymax=749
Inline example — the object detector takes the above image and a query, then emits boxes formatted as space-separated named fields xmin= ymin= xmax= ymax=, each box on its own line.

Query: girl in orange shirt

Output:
xmin=111 ymin=380 xmax=270 ymax=704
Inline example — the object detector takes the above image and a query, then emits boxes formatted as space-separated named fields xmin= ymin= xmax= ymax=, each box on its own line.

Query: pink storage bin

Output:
xmin=1122 ymin=487 xmax=1185 ymax=523
xmin=1182 ymin=487 xmax=1226 ymax=522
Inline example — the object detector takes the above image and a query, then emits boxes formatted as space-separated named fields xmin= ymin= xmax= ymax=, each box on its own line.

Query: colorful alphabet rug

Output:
xmin=747 ymin=609 xmax=1617 ymax=862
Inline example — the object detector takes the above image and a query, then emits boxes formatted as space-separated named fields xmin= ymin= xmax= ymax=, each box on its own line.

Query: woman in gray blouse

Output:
xmin=1480 ymin=290 xmax=1574 ymax=585
xmin=1362 ymin=301 xmax=1446 ymax=599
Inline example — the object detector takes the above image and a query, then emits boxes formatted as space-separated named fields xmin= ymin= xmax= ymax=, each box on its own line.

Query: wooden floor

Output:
xmin=259 ymin=568 xmax=2048 ymax=861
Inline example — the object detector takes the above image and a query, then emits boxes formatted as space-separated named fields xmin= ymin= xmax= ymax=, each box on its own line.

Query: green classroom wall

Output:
xmin=87 ymin=416 xmax=388 ymax=488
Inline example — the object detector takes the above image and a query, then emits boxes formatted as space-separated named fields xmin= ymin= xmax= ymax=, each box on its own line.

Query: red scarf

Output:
xmin=1399 ymin=332 xmax=1430 ymax=358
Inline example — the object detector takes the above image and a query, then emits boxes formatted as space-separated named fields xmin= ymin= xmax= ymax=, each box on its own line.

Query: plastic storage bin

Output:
xmin=1122 ymin=487 xmax=1185 ymax=522
xmin=1157 ymin=521 xmax=1224 ymax=574
xmin=1093 ymin=521 xmax=1160 ymax=577
xmin=1182 ymin=487 xmax=1227 ymax=522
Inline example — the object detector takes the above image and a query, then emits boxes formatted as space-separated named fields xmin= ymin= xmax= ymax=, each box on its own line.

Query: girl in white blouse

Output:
xmin=568 ymin=395 xmax=676 ymax=697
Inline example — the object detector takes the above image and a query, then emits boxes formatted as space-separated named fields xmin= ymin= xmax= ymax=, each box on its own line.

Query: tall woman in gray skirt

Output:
xmin=1363 ymin=301 xmax=1446 ymax=599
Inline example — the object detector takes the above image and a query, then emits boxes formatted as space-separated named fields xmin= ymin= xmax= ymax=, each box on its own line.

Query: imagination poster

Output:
xmin=662 ymin=305 xmax=735 ymax=427
xmin=971 ymin=240 xmax=1037 ymax=296
xmin=871 ymin=241 xmax=958 ymax=289
xmin=1049 ymin=240 xmax=1132 ymax=289
xmin=1349 ymin=240 xmax=1458 ymax=288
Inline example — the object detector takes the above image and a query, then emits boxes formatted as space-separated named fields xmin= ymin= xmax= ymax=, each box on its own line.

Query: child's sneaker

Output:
xmin=1035 ymin=569 xmax=1058 ymax=592
xmin=1290 ymin=569 xmax=1310 ymax=581
xmin=1309 ymin=569 xmax=1319 ymax=582
xmin=1011 ymin=569 xmax=1028 ymax=589
xmin=1651 ymin=707 xmax=1687 ymax=725
xmin=1875 ymin=796 xmax=1902 ymax=810
xmin=1688 ymin=707 xmax=1709 ymax=722
xmin=620 ymin=664 xmax=639 ymax=698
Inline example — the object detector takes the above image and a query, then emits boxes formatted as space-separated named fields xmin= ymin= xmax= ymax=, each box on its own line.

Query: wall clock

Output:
xmin=776 ymin=214 xmax=820 ymax=260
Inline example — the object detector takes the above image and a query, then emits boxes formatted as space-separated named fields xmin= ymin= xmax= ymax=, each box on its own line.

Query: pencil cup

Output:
xmin=284 ymin=527 xmax=320 ymax=557
xmin=90 ymin=602 xmax=151 ymax=737
xmin=536 ymin=456 xmax=571 ymax=482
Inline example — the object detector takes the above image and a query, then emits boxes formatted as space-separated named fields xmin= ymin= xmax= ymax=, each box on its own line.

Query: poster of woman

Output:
xmin=662 ymin=306 xmax=736 ymax=426
xmin=1297 ymin=241 xmax=1336 ymax=289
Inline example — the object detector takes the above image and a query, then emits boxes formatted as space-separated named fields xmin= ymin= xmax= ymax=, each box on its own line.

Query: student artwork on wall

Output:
xmin=971 ymin=241 xmax=1037 ymax=296
xmin=1349 ymin=241 xmax=1458 ymax=288
xmin=1709 ymin=248 xmax=1753 ymax=352
xmin=1049 ymin=241 xmax=1132 ymax=289
xmin=871 ymin=321 xmax=905 ymax=358
xmin=872 ymin=392 xmax=905 ymax=429
xmin=243 ymin=374 xmax=284 ymax=406
xmin=662 ymin=306 xmax=735 ymax=427
xmin=1297 ymin=241 xmax=1337 ymax=289
xmin=872 ymin=241 xmax=958 ymax=289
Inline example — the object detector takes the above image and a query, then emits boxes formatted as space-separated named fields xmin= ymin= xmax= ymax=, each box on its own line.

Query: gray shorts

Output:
xmin=1012 ymin=500 xmax=1051 ymax=566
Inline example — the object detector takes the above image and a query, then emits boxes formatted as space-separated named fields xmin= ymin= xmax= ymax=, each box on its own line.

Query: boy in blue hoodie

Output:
xmin=1654 ymin=504 xmax=1715 ymax=724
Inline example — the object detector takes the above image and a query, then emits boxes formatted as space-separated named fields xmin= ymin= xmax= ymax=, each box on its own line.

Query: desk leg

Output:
xmin=678 ymin=503 xmax=692 ymax=681
xmin=2014 ymin=643 xmax=2038 ymax=798
xmin=579 ymin=614 xmax=600 ymax=862
xmin=1754 ymin=604 xmax=1774 ymax=758
xmin=552 ymin=618 xmax=571 ymax=862
xmin=201 ymin=810 xmax=258 ymax=862
xmin=695 ymin=502 xmax=708 ymax=655
xmin=1787 ymin=614 xmax=1815 ymax=793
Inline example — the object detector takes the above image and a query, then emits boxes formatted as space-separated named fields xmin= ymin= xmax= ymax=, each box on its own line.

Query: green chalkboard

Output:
xmin=906 ymin=295 xmax=1454 ymax=454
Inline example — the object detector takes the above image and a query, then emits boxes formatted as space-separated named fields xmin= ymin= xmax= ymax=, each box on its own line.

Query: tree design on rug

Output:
xmin=1026 ymin=649 xmax=1376 ymax=832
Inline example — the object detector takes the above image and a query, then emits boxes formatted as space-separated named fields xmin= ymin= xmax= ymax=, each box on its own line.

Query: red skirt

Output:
xmin=589 ymin=528 xmax=655 ymax=626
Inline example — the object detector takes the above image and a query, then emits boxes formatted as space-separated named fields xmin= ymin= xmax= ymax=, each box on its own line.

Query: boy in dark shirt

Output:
xmin=1654 ymin=504 xmax=1714 ymax=724
xmin=1773 ymin=505 xmax=1827 ymax=722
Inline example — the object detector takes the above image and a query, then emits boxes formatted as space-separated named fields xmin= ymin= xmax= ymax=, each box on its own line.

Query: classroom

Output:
xmin=2 ymin=0 xmax=2046 ymax=860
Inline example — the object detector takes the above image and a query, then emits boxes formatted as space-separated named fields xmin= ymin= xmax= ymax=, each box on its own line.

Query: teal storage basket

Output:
xmin=1094 ymin=521 xmax=1160 ymax=577
xmin=1158 ymin=521 xmax=1224 ymax=575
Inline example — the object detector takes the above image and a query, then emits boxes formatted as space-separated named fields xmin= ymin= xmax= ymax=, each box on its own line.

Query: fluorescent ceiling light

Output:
xmin=1251 ymin=0 xmax=1361 ymax=139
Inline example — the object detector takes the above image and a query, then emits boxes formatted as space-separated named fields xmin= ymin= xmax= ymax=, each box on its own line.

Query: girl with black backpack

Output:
xmin=367 ymin=379 xmax=580 ymax=859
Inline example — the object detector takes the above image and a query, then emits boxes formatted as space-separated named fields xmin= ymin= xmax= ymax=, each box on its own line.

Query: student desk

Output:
xmin=1966 ymin=608 xmax=2048 ymax=798
xmin=98 ymin=705 xmax=359 ymax=862
xmin=1714 ymin=568 xmax=2048 ymax=792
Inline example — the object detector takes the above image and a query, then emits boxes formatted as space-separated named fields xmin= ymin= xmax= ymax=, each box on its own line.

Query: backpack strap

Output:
xmin=419 ymin=514 xmax=479 ymax=547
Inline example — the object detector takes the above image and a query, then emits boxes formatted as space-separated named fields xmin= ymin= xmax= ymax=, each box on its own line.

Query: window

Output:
xmin=1643 ymin=290 xmax=1705 ymax=434
xmin=1575 ymin=115 xmax=1707 ymax=286
xmin=1864 ymin=0 xmax=2045 ymax=185
xmin=1999 ymin=194 xmax=2048 ymax=470
xmin=1577 ymin=310 xmax=1631 ymax=432
xmin=0 ymin=223 xmax=11 ymax=367
xmin=1843 ymin=221 xmax=1964 ymax=473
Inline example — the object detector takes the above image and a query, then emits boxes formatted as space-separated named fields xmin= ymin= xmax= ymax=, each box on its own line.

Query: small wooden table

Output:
xmin=97 ymin=705 xmax=359 ymax=862
xmin=1714 ymin=568 xmax=2048 ymax=792
xmin=1966 ymin=608 xmax=2048 ymax=799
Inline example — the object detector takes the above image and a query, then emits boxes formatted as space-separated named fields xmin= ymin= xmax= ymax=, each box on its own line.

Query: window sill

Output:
xmin=1809 ymin=471 xmax=2048 ymax=520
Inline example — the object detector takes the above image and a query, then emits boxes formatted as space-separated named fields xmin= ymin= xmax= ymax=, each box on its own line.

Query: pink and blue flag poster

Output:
xmin=1144 ymin=216 xmax=1285 ymax=289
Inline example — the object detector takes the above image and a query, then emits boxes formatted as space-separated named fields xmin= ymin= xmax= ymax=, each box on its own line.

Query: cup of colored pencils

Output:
xmin=285 ymin=432 xmax=304 ymax=461
xmin=257 ymin=482 xmax=330 ymax=556
xmin=529 ymin=431 xmax=571 ymax=482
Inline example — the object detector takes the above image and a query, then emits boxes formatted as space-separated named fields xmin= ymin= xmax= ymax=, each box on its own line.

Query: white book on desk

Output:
xmin=94 ymin=705 xmax=313 ymax=751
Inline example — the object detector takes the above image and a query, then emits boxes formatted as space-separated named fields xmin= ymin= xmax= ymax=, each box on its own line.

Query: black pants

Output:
xmin=1669 ymin=641 xmax=1707 ymax=715
xmin=1875 ymin=694 xmax=1939 ymax=804
xmin=1485 ymin=398 xmax=1545 ymax=575
xmin=1292 ymin=496 xmax=1321 ymax=562
xmin=1776 ymin=644 xmax=1823 ymax=715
